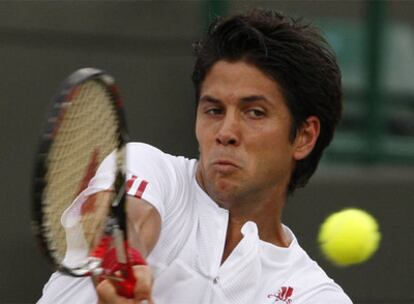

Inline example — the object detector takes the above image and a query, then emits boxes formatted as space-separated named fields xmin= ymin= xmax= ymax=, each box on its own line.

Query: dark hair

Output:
xmin=192 ymin=9 xmax=342 ymax=194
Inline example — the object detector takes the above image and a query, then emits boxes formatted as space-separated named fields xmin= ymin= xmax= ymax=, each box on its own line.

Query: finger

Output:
xmin=97 ymin=279 xmax=135 ymax=304
xmin=97 ymin=279 xmax=116 ymax=304
xmin=132 ymin=265 xmax=154 ymax=301
xmin=146 ymin=297 xmax=155 ymax=304
xmin=137 ymin=297 xmax=155 ymax=304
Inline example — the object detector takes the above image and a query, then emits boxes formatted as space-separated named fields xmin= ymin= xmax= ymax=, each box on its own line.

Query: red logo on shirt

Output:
xmin=267 ymin=286 xmax=294 ymax=303
xmin=126 ymin=175 xmax=148 ymax=199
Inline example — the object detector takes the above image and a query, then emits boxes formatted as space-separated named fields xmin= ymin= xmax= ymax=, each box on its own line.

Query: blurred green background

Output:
xmin=0 ymin=1 xmax=412 ymax=303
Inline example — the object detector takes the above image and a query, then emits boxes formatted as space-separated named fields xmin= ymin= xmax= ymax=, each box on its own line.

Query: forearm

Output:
xmin=95 ymin=196 xmax=160 ymax=303
xmin=125 ymin=196 xmax=161 ymax=257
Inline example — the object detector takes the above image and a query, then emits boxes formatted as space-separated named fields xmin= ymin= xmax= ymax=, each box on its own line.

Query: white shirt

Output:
xmin=38 ymin=143 xmax=352 ymax=304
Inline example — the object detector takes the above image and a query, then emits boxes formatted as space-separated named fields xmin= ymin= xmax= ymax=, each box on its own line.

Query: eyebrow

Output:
xmin=240 ymin=95 xmax=270 ymax=104
xmin=199 ymin=94 xmax=271 ymax=105
xmin=199 ymin=95 xmax=221 ymax=104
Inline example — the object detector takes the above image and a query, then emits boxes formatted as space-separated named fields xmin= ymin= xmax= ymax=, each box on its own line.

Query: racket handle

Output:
xmin=99 ymin=242 xmax=147 ymax=298
xmin=115 ymin=262 xmax=136 ymax=298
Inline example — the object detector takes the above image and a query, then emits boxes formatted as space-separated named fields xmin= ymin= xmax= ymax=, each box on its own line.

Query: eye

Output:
xmin=246 ymin=108 xmax=265 ymax=118
xmin=205 ymin=107 xmax=224 ymax=116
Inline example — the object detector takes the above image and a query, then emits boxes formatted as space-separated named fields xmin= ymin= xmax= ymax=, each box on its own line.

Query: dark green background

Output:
xmin=0 ymin=2 xmax=413 ymax=303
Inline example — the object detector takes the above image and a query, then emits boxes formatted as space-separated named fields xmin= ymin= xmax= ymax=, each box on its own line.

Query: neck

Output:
xmin=195 ymin=167 xmax=291 ymax=263
xmin=221 ymin=191 xmax=289 ymax=263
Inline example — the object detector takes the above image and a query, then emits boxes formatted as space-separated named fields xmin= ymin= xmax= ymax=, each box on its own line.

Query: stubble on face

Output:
xmin=195 ymin=60 xmax=295 ymax=212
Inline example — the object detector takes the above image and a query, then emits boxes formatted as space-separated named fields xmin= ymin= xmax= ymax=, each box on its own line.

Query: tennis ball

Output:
xmin=318 ymin=208 xmax=381 ymax=266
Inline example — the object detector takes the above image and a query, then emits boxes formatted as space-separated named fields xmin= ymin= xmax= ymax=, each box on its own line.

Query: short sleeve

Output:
xmin=63 ymin=143 xmax=182 ymax=225
xmin=37 ymin=272 xmax=96 ymax=304
xmin=124 ymin=143 xmax=181 ymax=221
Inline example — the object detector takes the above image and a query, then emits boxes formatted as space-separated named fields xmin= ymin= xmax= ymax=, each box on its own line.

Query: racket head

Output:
xmin=32 ymin=68 xmax=129 ymax=267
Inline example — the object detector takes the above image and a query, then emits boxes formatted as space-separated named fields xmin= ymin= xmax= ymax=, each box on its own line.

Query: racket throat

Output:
xmin=113 ymin=224 xmax=127 ymax=264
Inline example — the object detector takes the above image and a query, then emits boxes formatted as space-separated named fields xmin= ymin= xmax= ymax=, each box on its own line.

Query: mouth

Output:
xmin=212 ymin=159 xmax=240 ymax=173
xmin=215 ymin=160 xmax=238 ymax=166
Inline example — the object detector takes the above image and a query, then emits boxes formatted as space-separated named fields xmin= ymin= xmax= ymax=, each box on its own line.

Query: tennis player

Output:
xmin=39 ymin=9 xmax=352 ymax=304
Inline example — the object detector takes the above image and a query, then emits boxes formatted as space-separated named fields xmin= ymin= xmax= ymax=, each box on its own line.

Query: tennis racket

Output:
xmin=32 ymin=68 xmax=142 ymax=298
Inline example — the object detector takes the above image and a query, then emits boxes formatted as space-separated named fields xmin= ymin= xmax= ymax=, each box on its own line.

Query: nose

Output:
xmin=216 ymin=113 xmax=240 ymax=146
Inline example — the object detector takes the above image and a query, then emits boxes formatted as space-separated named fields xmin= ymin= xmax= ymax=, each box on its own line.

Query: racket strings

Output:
xmin=43 ymin=80 xmax=119 ymax=262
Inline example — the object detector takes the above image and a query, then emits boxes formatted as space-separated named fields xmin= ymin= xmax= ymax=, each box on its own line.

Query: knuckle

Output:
xmin=135 ymin=290 xmax=151 ymax=300
xmin=133 ymin=266 xmax=153 ymax=300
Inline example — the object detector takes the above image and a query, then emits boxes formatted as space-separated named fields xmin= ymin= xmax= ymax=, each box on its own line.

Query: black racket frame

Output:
xmin=32 ymin=67 xmax=129 ymax=266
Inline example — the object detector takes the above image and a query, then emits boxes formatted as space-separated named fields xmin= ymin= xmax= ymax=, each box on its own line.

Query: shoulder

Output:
xmin=260 ymin=227 xmax=353 ymax=304
xmin=287 ymin=241 xmax=352 ymax=303
xmin=126 ymin=142 xmax=168 ymax=161
xmin=125 ymin=142 xmax=198 ymax=217
xmin=126 ymin=142 xmax=198 ymax=189
xmin=126 ymin=142 xmax=196 ymax=171
xmin=127 ymin=142 xmax=164 ymax=153
xmin=37 ymin=272 xmax=96 ymax=304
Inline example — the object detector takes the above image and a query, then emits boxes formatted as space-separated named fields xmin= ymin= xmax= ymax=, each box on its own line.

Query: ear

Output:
xmin=293 ymin=116 xmax=320 ymax=161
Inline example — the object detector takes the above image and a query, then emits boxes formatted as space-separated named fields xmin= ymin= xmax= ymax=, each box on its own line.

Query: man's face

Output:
xmin=195 ymin=60 xmax=300 ymax=206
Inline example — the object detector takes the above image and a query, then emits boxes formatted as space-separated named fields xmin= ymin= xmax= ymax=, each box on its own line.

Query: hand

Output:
xmin=97 ymin=265 xmax=154 ymax=304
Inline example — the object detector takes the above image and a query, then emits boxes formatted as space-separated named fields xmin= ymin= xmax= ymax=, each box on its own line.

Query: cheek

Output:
xmin=195 ymin=119 xmax=204 ymax=148
xmin=250 ymin=130 xmax=294 ymax=170
xmin=195 ymin=115 xmax=216 ymax=146
xmin=195 ymin=122 xmax=210 ymax=160
xmin=195 ymin=116 xmax=201 ymax=140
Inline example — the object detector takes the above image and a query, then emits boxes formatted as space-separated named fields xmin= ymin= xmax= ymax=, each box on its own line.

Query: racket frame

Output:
xmin=32 ymin=67 xmax=129 ymax=267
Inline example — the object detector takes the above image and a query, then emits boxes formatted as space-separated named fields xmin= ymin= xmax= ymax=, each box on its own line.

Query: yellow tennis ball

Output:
xmin=318 ymin=208 xmax=381 ymax=266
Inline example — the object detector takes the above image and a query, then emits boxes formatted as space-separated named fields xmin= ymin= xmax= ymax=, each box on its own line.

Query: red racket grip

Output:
xmin=99 ymin=241 xmax=146 ymax=298
xmin=112 ymin=262 xmax=136 ymax=298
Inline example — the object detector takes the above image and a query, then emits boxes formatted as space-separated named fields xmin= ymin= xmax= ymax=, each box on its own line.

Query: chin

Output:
xmin=209 ymin=180 xmax=239 ymax=204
